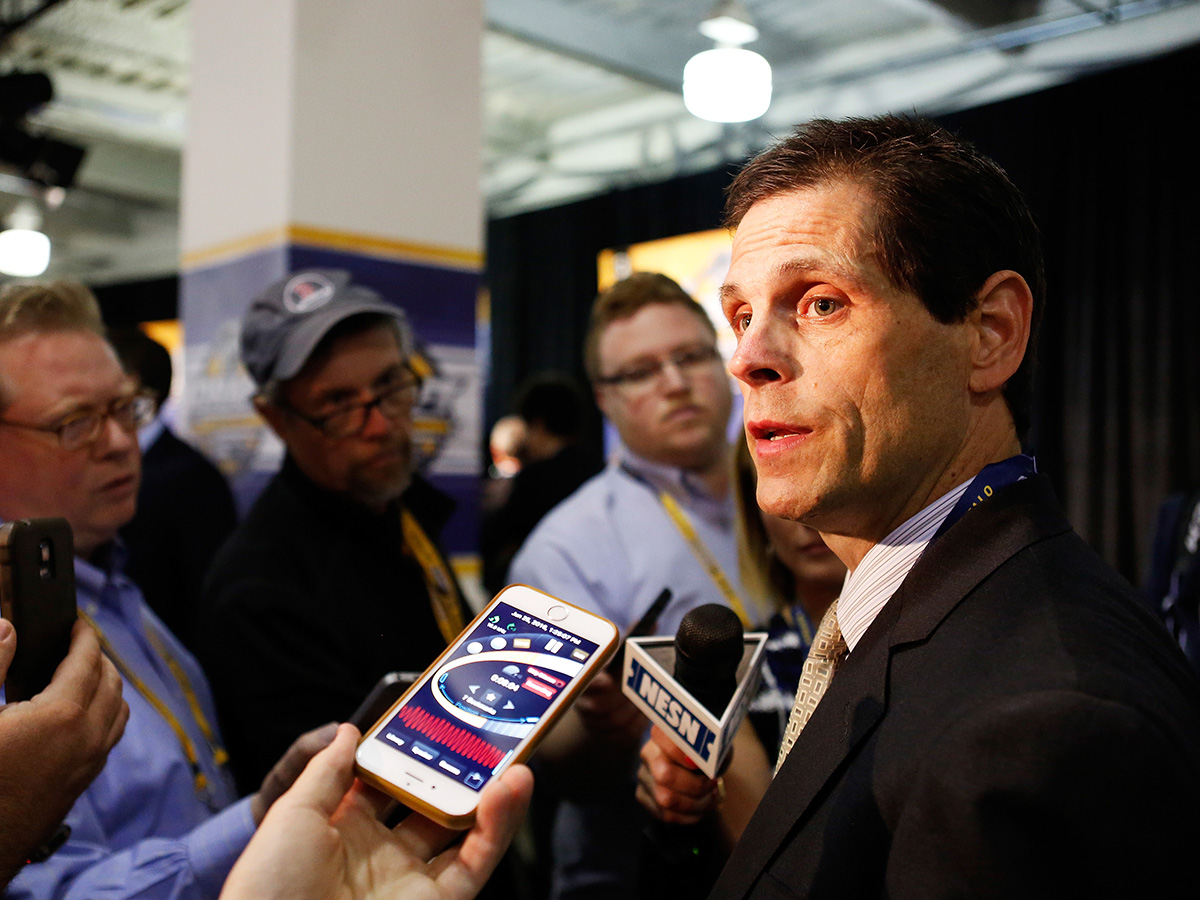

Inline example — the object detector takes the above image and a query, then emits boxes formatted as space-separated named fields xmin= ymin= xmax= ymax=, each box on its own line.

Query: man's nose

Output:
xmin=95 ymin=413 xmax=138 ymax=456
xmin=658 ymin=357 xmax=690 ymax=392
xmin=728 ymin=318 xmax=787 ymax=387
xmin=359 ymin=401 xmax=398 ymax=439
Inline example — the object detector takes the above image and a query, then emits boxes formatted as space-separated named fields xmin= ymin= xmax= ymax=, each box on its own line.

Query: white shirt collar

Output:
xmin=837 ymin=479 xmax=972 ymax=651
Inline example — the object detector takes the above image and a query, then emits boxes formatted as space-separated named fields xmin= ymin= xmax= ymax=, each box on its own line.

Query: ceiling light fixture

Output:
xmin=683 ymin=0 xmax=772 ymax=124
xmin=0 ymin=200 xmax=51 ymax=278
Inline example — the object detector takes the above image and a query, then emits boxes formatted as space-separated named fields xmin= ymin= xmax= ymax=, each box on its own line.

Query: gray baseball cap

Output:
xmin=240 ymin=269 xmax=413 ymax=388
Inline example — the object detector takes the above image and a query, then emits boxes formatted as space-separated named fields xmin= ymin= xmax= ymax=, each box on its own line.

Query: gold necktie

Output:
xmin=775 ymin=600 xmax=848 ymax=773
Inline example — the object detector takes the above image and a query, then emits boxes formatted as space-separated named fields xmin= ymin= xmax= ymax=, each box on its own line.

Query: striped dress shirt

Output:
xmin=838 ymin=479 xmax=971 ymax=651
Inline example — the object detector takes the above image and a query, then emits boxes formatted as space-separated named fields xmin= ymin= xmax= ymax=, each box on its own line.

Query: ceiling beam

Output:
xmin=485 ymin=0 xmax=704 ymax=92
xmin=0 ymin=0 xmax=71 ymax=45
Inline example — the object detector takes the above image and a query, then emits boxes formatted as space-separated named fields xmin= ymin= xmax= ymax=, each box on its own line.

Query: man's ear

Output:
xmin=967 ymin=270 xmax=1032 ymax=395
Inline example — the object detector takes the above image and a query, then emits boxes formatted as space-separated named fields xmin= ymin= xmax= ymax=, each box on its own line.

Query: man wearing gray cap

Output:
xmin=200 ymin=270 xmax=470 ymax=793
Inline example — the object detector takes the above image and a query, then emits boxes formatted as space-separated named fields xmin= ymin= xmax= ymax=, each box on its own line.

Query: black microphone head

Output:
xmin=675 ymin=604 xmax=744 ymax=665
xmin=673 ymin=604 xmax=744 ymax=716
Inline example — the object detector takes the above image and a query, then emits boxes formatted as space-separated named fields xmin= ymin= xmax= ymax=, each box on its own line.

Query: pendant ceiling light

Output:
xmin=0 ymin=200 xmax=51 ymax=278
xmin=683 ymin=0 xmax=772 ymax=123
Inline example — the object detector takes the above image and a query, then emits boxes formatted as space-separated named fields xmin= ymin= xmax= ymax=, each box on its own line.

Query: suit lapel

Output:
xmin=707 ymin=476 xmax=1072 ymax=900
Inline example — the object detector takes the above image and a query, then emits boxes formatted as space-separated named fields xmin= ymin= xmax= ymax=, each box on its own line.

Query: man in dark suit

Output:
xmin=637 ymin=115 xmax=1200 ymax=897
xmin=110 ymin=327 xmax=238 ymax=654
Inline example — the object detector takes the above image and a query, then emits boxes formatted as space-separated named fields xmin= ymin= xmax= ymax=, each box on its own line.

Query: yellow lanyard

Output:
xmin=79 ymin=609 xmax=228 ymax=796
xmin=657 ymin=490 xmax=756 ymax=629
xmin=400 ymin=508 xmax=466 ymax=644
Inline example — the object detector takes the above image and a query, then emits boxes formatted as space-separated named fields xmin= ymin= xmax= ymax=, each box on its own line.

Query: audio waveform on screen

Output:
xmin=396 ymin=706 xmax=505 ymax=768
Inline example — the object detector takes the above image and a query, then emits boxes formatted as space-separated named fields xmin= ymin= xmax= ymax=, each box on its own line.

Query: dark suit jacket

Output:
xmin=119 ymin=426 xmax=237 ymax=654
xmin=709 ymin=475 xmax=1200 ymax=900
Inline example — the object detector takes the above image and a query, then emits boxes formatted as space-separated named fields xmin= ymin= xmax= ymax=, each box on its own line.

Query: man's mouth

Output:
xmin=748 ymin=421 xmax=810 ymax=442
xmin=664 ymin=404 xmax=703 ymax=422
xmin=100 ymin=473 xmax=138 ymax=494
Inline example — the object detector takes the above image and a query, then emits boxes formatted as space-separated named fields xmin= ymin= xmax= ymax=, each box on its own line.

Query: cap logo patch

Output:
xmin=282 ymin=273 xmax=336 ymax=314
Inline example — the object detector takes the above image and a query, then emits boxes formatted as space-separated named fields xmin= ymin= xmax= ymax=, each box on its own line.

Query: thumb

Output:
xmin=0 ymin=618 xmax=15 ymax=690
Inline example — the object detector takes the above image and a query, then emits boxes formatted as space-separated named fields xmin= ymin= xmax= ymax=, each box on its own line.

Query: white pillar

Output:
xmin=179 ymin=0 xmax=485 ymax=576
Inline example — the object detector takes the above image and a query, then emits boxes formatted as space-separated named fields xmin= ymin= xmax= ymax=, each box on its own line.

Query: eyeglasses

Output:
xmin=596 ymin=345 xmax=722 ymax=390
xmin=0 ymin=393 xmax=157 ymax=451
xmin=283 ymin=376 xmax=421 ymax=439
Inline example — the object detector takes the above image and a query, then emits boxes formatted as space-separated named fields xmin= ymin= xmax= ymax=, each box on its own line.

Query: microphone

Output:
xmin=639 ymin=604 xmax=744 ymax=894
xmin=673 ymin=604 xmax=744 ymax=718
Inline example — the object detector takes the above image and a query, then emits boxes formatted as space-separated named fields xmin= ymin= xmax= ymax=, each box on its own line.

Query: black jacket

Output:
xmin=120 ymin=427 xmax=237 ymax=654
xmin=199 ymin=457 xmax=468 ymax=793
xmin=709 ymin=475 xmax=1200 ymax=900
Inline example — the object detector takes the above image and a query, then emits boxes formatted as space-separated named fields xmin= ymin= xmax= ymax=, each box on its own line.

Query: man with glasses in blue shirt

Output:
xmin=200 ymin=270 xmax=472 ymax=795
xmin=0 ymin=280 xmax=332 ymax=900
xmin=509 ymin=272 xmax=750 ymax=900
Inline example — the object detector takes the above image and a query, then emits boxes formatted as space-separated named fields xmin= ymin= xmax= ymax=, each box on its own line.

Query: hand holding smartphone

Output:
xmin=0 ymin=518 xmax=78 ymax=703
xmin=355 ymin=585 xmax=618 ymax=829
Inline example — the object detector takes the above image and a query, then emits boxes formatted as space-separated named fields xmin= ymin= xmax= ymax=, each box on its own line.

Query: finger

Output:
xmin=638 ymin=757 xmax=714 ymax=818
xmin=635 ymin=781 xmax=706 ymax=826
xmin=0 ymin=617 xmax=14 ymax=686
xmin=254 ymin=720 xmax=342 ymax=821
xmin=651 ymin=726 xmax=697 ymax=767
xmin=105 ymin=699 xmax=130 ymax=753
xmin=91 ymin=654 xmax=126 ymax=739
xmin=644 ymin=747 xmax=713 ymax=800
xmin=276 ymin=721 xmax=341 ymax=788
xmin=274 ymin=723 xmax=359 ymax=820
xmin=39 ymin=620 xmax=102 ymax=705
xmin=392 ymin=763 xmax=533 ymax=866
xmin=432 ymin=764 xmax=534 ymax=892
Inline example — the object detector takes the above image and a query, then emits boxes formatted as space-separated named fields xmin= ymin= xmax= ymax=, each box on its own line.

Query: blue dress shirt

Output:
xmin=7 ymin=546 xmax=255 ymax=900
xmin=509 ymin=452 xmax=750 ymax=900
xmin=510 ymin=453 xmax=753 ymax=637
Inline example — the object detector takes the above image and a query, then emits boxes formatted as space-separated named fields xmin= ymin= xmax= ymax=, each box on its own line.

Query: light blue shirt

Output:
xmin=509 ymin=451 xmax=748 ymax=900
xmin=7 ymin=546 xmax=255 ymax=900
xmin=510 ymin=452 xmax=751 ymax=637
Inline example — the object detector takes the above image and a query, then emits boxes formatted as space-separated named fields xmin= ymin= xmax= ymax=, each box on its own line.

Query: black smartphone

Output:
xmin=348 ymin=670 xmax=421 ymax=733
xmin=0 ymin=518 xmax=78 ymax=702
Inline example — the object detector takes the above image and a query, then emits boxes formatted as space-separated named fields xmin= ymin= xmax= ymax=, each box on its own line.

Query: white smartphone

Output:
xmin=355 ymin=584 xmax=619 ymax=828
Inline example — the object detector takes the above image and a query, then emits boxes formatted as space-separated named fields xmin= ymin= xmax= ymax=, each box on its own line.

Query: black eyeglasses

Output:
xmin=0 ymin=393 xmax=157 ymax=451
xmin=283 ymin=376 xmax=421 ymax=438
xmin=596 ymin=345 xmax=722 ymax=390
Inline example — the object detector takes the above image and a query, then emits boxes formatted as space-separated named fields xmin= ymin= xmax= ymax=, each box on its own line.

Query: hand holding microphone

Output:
xmin=637 ymin=603 xmax=744 ymax=887
xmin=637 ymin=725 xmax=722 ymax=825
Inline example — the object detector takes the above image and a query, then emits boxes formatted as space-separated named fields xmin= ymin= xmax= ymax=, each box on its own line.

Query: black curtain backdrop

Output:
xmin=485 ymin=41 xmax=1200 ymax=585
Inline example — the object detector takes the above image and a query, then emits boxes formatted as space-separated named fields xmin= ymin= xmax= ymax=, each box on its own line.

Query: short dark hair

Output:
xmin=109 ymin=327 xmax=172 ymax=403
xmin=515 ymin=372 xmax=588 ymax=439
xmin=725 ymin=115 xmax=1044 ymax=437
xmin=583 ymin=272 xmax=715 ymax=383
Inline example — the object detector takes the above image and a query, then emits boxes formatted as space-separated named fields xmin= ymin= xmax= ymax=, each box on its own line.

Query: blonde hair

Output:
xmin=0 ymin=280 xmax=105 ymax=341
xmin=0 ymin=281 xmax=106 ymax=411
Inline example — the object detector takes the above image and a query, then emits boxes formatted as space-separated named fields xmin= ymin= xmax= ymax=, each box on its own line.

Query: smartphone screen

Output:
xmin=365 ymin=597 xmax=605 ymax=794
